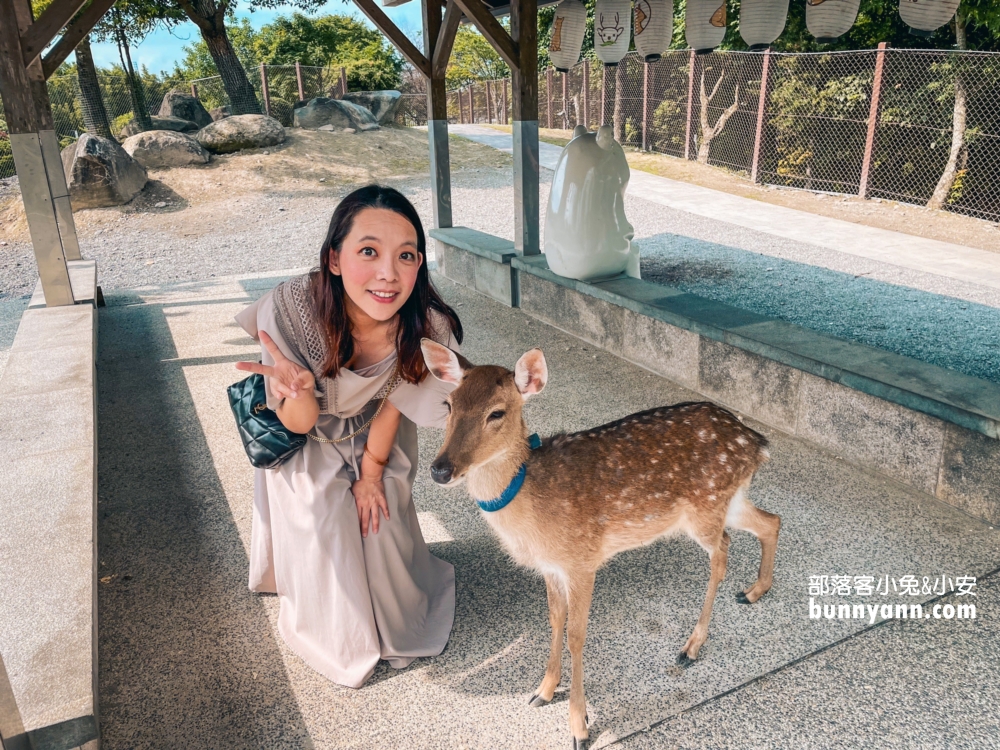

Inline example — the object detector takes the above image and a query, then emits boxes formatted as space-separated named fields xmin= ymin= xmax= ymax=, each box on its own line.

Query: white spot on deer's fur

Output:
xmin=736 ymin=436 xmax=748 ymax=446
xmin=597 ymin=515 xmax=608 ymax=525
xmin=654 ymin=492 xmax=662 ymax=498
xmin=698 ymin=429 xmax=707 ymax=441
xmin=708 ymin=494 xmax=717 ymax=501
xmin=651 ymin=459 xmax=658 ymax=464
xmin=644 ymin=514 xmax=658 ymax=521
xmin=719 ymin=453 xmax=728 ymax=463
xmin=708 ymin=480 xmax=715 ymax=489
xmin=657 ymin=449 xmax=663 ymax=454
xmin=710 ymin=416 xmax=718 ymax=422
xmin=626 ymin=503 xmax=633 ymax=509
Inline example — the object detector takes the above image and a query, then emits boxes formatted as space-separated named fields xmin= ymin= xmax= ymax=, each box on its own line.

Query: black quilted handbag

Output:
xmin=228 ymin=373 xmax=307 ymax=469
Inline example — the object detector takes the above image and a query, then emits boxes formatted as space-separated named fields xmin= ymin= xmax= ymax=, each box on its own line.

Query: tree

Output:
xmin=174 ymin=16 xmax=259 ymax=79
xmin=697 ymin=63 xmax=739 ymax=162
xmin=75 ymin=35 xmax=114 ymax=139
xmin=445 ymin=26 xmax=510 ymax=87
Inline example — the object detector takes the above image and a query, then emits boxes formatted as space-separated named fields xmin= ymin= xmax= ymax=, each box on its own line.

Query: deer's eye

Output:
xmin=488 ymin=410 xmax=505 ymax=422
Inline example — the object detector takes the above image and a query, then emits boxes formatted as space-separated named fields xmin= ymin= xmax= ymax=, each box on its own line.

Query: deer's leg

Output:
xmin=729 ymin=500 xmax=781 ymax=604
xmin=530 ymin=574 xmax=568 ymax=707
xmin=566 ymin=572 xmax=596 ymax=748
xmin=678 ymin=530 xmax=729 ymax=667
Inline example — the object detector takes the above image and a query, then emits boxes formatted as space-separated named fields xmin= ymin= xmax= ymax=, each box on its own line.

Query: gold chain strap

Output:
xmin=307 ymin=364 xmax=401 ymax=444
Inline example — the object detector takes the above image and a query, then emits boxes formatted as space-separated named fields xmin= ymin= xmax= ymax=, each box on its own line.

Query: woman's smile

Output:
xmin=368 ymin=289 xmax=400 ymax=303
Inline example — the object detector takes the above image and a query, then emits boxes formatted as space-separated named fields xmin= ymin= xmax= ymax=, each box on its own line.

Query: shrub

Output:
xmin=0 ymin=137 xmax=15 ymax=180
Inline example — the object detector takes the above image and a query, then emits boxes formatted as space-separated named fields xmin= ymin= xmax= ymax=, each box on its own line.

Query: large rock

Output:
xmin=122 ymin=130 xmax=210 ymax=169
xmin=292 ymin=97 xmax=380 ymax=132
xmin=61 ymin=133 xmax=147 ymax=209
xmin=195 ymin=114 xmax=286 ymax=154
xmin=342 ymin=91 xmax=402 ymax=125
xmin=158 ymin=90 xmax=213 ymax=129
xmin=118 ymin=115 xmax=200 ymax=139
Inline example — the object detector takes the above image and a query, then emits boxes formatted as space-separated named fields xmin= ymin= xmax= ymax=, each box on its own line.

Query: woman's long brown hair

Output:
xmin=311 ymin=184 xmax=463 ymax=384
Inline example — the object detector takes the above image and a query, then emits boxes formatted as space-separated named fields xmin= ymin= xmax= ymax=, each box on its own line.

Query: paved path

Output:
xmin=449 ymin=124 xmax=1000 ymax=292
xmin=95 ymin=269 xmax=1000 ymax=749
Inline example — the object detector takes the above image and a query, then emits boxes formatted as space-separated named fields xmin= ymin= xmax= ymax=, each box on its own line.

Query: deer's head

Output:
xmin=421 ymin=339 xmax=547 ymax=487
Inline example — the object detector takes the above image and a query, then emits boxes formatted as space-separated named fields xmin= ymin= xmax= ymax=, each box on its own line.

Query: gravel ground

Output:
xmin=2 ymin=130 xmax=998 ymax=382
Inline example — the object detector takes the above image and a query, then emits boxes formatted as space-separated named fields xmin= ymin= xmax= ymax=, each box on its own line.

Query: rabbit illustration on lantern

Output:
xmin=596 ymin=12 xmax=626 ymax=45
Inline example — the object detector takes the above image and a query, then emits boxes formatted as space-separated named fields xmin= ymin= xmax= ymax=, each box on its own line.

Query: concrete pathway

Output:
xmin=449 ymin=124 xmax=1000 ymax=293
xmin=96 ymin=270 xmax=1000 ymax=749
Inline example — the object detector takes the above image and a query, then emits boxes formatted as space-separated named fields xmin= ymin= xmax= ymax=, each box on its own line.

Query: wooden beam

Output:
xmin=19 ymin=0 xmax=89 ymax=68
xmin=452 ymin=0 xmax=519 ymax=71
xmin=0 ymin=0 xmax=36 ymax=133
xmin=40 ymin=0 xmax=117 ymax=79
xmin=432 ymin=0 xmax=462 ymax=81
xmin=352 ymin=0 xmax=430 ymax=78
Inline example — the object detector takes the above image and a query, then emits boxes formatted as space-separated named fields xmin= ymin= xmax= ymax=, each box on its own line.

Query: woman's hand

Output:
xmin=352 ymin=474 xmax=390 ymax=537
xmin=236 ymin=330 xmax=315 ymax=400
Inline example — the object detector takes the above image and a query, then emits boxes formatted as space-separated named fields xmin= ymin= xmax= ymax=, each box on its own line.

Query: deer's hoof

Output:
xmin=573 ymin=736 xmax=588 ymax=750
xmin=736 ymin=591 xmax=751 ymax=604
xmin=676 ymin=652 xmax=696 ymax=668
xmin=529 ymin=693 xmax=550 ymax=707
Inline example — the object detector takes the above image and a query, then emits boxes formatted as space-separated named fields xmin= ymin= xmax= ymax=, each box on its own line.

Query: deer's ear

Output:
xmin=514 ymin=349 xmax=547 ymax=400
xmin=421 ymin=338 xmax=467 ymax=386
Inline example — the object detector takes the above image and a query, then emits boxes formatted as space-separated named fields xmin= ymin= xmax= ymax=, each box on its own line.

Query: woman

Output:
xmin=234 ymin=185 xmax=462 ymax=688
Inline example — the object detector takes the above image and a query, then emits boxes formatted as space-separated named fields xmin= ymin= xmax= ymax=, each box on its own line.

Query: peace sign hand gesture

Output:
xmin=236 ymin=330 xmax=316 ymax=401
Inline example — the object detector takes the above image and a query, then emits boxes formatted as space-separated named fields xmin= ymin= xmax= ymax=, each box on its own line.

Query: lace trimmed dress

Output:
xmin=235 ymin=274 xmax=458 ymax=688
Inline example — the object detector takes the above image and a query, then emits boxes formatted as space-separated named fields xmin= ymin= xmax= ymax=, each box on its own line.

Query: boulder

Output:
xmin=292 ymin=97 xmax=380 ymax=132
xmin=158 ymin=90 xmax=213 ymax=129
xmin=118 ymin=115 xmax=199 ymax=139
xmin=195 ymin=114 xmax=286 ymax=154
xmin=122 ymin=130 xmax=210 ymax=169
xmin=342 ymin=91 xmax=402 ymax=125
xmin=210 ymin=105 xmax=232 ymax=121
xmin=60 ymin=133 xmax=147 ymax=209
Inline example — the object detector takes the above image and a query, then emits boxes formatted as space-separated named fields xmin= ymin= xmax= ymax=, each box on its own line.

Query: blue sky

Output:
xmin=89 ymin=1 xmax=427 ymax=75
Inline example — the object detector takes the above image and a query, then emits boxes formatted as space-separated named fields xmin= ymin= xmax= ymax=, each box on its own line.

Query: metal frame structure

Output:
xmin=0 ymin=0 xmax=541 ymax=310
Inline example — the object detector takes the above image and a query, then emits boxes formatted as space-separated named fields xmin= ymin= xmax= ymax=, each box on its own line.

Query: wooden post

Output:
xmin=260 ymin=63 xmax=271 ymax=116
xmin=295 ymin=61 xmax=305 ymax=101
xmin=859 ymin=42 xmax=888 ymax=199
xmin=459 ymin=86 xmax=465 ymax=122
xmin=190 ymin=82 xmax=198 ymax=98
xmin=684 ymin=49 xmax=696 ymax=160
xmin=562 ymin=70 xmax=568 ymax=129
xmin=600 ymin=65 xmax=607 ymax=126
xmin=340 ymin=66 xmax=348 ymax=97
xmin=468 ymin=84 xmax=475 ymax=123
xmin=502 ymin=77 xmax=508 ymax=124
xmin=511 ymin=0 xmax=539 ymax=257
xmin=642 ymin=61 xmax=650 ymax=151
xmin=750 ymin=49 xmax=772 ymax=183
xmin=582 ymin=61 xmax=589 ymax=129
xmin=0 ymin=0 xmax=75 ymax=306
xmin=546 ymin=66 xmax=553 ymax=129
xmin=486 ymin=79 xmax=494 ymax=123
xmin=423 ymin=0 xmax=452 ymax=228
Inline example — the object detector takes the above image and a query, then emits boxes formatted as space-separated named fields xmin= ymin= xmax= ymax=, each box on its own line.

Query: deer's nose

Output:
xmin=430 ymin=458 xmax=454 ymax=484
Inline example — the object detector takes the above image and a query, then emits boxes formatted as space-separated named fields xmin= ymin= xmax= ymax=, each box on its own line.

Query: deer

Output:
xmin=420 ymin=340 xmax=781 ymax=749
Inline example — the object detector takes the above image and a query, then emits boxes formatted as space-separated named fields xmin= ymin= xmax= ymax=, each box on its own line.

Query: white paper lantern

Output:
xmin=548 ymin=0 xmax=588 ymax=72
xmin=740 ymin=0 xmax=788 ymax=48
xmin=806 ymin=0 xmax=861 ymax=43
xmin=898 ymin=0 xmax=960 ymax=36
xmin=685 ymin=0 xmax=727 ymax=53
xmin=594 ymin=0 xmax=632 ymax=66
xmin=634 ymin=0 xmax=673 ymax=62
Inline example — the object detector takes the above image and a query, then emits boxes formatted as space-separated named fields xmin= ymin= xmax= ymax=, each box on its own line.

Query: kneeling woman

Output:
xmin=235 ymin=185 xmax=462 ymax=687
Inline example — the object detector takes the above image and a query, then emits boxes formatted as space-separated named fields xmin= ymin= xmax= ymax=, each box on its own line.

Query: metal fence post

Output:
xmin=750 ymin=49 xmax=772 ymax=183
xmin=684 ymin=50 xmax=696 ymax=161
xmin=295 ymin=61 xmax=305 ymax=101
xmin=642 ymin=61 xmax=650 ymax=151
xmin=190 ymin=82 xmax=198 ymax=99
xmin=469 ymin=83 xmax=475 ymax=123
xmin=486 ymin=79 xmax=493 ymax=122
xmin=546 ymin=67 xmax=553 ymax=129
xmin=859 ymin=42 xmax=888 ymax=199
xmin=260 ymin=63 xmax=271 ymax=116
xmin=340 ymin=66 xmax=348 ymax=97
xmin=503 ymin=78 xmax=509 ymax=124
xmin=562 ymin=70 xmax=569 ymax=129
xmin=582 ymin=62 xmax=589 ymax=129
xmin=458 ymin=87 xmax=465 ymax=123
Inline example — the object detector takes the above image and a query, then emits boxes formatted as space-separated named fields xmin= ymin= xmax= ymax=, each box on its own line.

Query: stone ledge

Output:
xmin=28 ymin=260 xmax=99 ymax=309
xmin=431 ymin=227 xmax=519 ymax=308
xmin=510 ymin=255 xmax=1000 ymax=441
xmin=0 ymin=302 xmax=99 ymax=750
xmin=429 ymin=227 xmax=516 ymax=264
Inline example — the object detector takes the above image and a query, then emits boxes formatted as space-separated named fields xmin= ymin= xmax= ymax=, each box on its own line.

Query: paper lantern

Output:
xmin=740 ymin=0 xmax=789 ymax=49
xmin=806 ymin=0 xmax=861 ymax=43
xmin=634 ymin=0 xmax=673 ymax=62
xmin=548 ymin=0 xmax=588 ymax=72
xmin=898 ymin=0 xmax=960 ymax=36
xmin=594 ymin=0 xmax=632 ymax=66
xmin=685 ymin=0 xmax=727 ymax=54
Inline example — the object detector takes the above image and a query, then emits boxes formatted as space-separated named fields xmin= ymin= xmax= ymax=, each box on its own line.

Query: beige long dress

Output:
xmin=235 ymin=274 xmax=458 ymax=688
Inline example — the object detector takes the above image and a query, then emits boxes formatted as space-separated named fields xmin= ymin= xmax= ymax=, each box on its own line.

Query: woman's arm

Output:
xmin=353 ymin=399 xmax=402 ymax=537
xmin=237 ymin=331 xmax=319 ymax=433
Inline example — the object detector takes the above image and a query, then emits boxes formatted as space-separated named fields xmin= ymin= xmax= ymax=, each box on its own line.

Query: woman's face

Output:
xmin=329 ymin=207 xmax=423 ymax=324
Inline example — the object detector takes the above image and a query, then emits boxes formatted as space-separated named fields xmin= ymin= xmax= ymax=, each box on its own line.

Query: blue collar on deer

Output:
xmin=476 ymin=434 xmax=543 ymax=513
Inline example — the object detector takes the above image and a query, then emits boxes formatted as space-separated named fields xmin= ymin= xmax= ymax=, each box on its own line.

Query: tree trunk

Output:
xmin=927 ymin=13 xmax=968 ymax=211
xmin=202 ymin=27 xmax=261 ymax=115
xmin=697 ymin=68 xmax=739 ymax=165
xmin=613 ymin=62 xmax=625 ymax=143
xmin=75 ymin=35 xmax=114 ymax=140
xmin=116 ymin=24 xmax=152 ymax=132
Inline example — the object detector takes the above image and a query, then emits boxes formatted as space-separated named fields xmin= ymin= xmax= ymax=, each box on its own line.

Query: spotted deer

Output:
xmin=421 ymin=340 xmax=781 ymax=749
